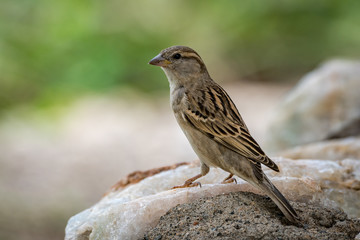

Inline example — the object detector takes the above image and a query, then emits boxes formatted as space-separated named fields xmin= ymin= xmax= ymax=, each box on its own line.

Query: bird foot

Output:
xmin=221 ymin=177 xmax=237 ymax=184
xmin=221 ymin=173 xmax=237 ymax=184
xmin=172 ymin=181 xmax=202 ymax=189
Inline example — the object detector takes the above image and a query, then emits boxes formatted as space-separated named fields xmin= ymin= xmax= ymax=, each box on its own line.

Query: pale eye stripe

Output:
xmin=180 ymin=52 xmax=202 ymax=60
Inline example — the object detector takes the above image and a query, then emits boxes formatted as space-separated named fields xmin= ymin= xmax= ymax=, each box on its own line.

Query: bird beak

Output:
xmin=148 ymin=54 xmax=171 ymax=67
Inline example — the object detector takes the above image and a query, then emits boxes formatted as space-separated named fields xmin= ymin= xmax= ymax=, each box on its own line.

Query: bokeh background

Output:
xmin=1 ymin=0 xmax=360 ymax=239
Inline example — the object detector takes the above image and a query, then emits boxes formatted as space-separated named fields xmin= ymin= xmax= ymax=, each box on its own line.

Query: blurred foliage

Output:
xmin=1 ymin=0 xmax=360 ymax=111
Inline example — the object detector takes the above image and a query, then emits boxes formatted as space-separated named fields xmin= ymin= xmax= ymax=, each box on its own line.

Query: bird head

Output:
xmin=149 ymin=46 xmax=209 ymax=85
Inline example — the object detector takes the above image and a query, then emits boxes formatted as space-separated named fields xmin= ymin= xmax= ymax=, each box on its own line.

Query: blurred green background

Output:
xmin=1 ymin=0 xmax=360 ymax=240
xmin=1 ymin=0 xmax=360 ymax=112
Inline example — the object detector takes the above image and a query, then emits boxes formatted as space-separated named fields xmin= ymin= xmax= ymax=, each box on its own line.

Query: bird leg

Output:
xmin=172 ymin=173 xmax=203 ymax=189
xmin=221 ymin=173 xmax=237 ymax=184
xmin=172 ymin=163 xmax=209 ymax=189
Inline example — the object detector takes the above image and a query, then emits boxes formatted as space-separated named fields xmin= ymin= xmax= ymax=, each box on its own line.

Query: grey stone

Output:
xmin=144 ymin=191 xmax=360 ymax=240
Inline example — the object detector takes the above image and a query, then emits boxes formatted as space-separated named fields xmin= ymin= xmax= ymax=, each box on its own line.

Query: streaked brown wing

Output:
xmin=183 ymin=83 xmax=279 ymax=172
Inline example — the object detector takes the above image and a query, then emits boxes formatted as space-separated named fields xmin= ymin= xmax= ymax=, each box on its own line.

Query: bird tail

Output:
xmin=258 ymin=175 xmax=300 ymax=223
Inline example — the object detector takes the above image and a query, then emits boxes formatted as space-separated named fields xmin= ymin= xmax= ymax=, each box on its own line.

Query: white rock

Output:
xmin=65 ymin=156 xmax=360 ymax=240
xmin=266 ymin=60 xmax=360 ymax=152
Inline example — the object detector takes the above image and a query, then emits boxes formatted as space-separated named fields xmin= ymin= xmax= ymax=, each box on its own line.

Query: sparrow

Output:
xmin=148 ymin=46 xmax=299 ymax=223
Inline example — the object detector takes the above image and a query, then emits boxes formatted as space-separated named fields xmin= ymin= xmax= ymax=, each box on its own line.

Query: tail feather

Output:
xmin=259 ymin=176 xmax=300 ymax=223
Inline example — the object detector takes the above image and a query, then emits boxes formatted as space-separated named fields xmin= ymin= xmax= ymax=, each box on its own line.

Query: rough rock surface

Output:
xmin=266 ymin=60 xmax=360 ymax=151
xmin=144 ymin=191 xmax=360 ymax=240
xmin=65 ymin=168 xmax=320 ymax=240
xmin=65 ymin=156 xmax=360 ymax=240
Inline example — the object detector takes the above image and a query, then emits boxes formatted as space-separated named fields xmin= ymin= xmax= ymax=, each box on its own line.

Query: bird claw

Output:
xmin=221 ymin=177 xmax=237 ymax=184
xmin=172 ymin=181 xmax=202 ymax=189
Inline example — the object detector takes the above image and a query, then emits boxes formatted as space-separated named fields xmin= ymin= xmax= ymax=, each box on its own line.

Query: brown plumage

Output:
xmin=149 ymin=45 xmax=300 ymax=223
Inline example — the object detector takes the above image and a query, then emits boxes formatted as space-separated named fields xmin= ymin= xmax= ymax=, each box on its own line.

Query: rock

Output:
xmin=65 ymin=156 xmax=360 ymax=240
xmin=272 ymin=158 xmax=360 ymax=218
xmin=265 ymin=60 xmax=360 ymax=152
xmin=281 ymin=137 xmax=360 ymax=161
xmin=280 ymin=137 xmax=360 ymax=194
xmin=144 ymin=191 xmax=360 ymax=240
xmin=327 ymin=117 xmax=360 ymax=140
xmin=65 ymin=165 xmax=319 ymax=240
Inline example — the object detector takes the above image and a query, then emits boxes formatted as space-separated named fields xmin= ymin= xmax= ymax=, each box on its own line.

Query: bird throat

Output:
xmin=162 ymin=67 xmax=209 ymax=93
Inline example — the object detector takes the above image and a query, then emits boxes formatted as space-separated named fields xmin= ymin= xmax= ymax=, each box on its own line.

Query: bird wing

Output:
xmin=183 ymin=84 xmax=279 ymax=172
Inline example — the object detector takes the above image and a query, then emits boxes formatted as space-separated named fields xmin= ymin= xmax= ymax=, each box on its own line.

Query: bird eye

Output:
xmin=173 ymin=53 xmax=181 ymax=59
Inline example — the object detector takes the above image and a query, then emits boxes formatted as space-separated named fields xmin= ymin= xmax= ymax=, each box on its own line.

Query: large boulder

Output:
xmin=265 ymin=60 xmax=360 ymax=152
xmin=65 ymin=156 xmax=360 ymax=240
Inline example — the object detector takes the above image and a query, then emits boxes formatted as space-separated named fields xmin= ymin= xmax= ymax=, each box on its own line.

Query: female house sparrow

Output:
xmin=149 ymin=46 xmax=299 ymax=223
